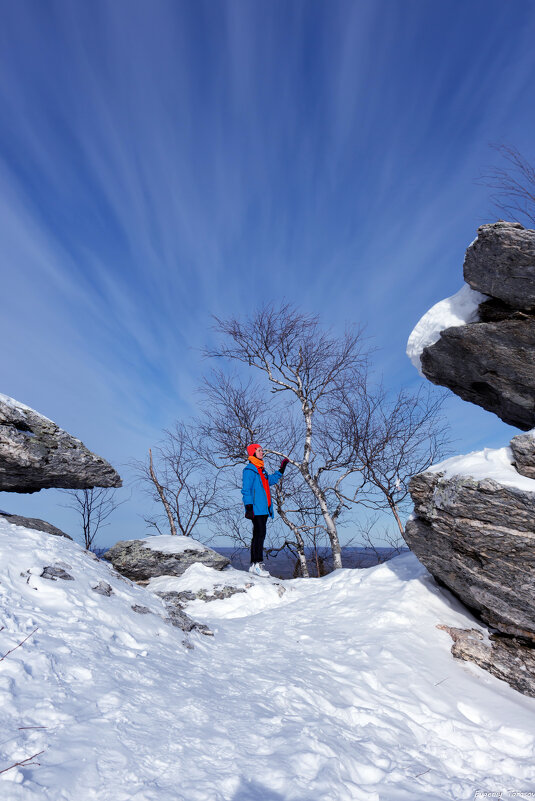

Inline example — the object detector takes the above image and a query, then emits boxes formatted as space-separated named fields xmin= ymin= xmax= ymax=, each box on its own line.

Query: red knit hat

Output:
xmin=247 ymin=443 xmax=261 ymax=457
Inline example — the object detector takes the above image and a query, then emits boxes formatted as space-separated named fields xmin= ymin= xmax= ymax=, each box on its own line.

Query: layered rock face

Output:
xmin=419 ymin=221 xmax=535 ymax=430
xmin=406 ymin=469 xmax=535 ymax=641
xmin=103 ymin=535 xmax=230 ymax=583
xmin=406 ymin=221 xmax=535 ymax=697
xmin=0 ymin=393 xmax=122 ymax=493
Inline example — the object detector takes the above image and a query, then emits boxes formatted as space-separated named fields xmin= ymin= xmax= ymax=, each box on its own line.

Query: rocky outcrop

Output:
xmin=0 ymin=393 xmax=122 ymax=493
xmin=406 ymin=221 xmax=535 ymax=696
xmin=102 ymin=536 xmax=230 ymax=583
xmin=463 ymin=221 xmax=535 ymax=310
xmin=155 ymin=586 xmax=248 ymax=607
xmin=0 ymin=512 xmax=73 ymax=539
xmin=41 ymin=565 xmax=75 ymax=581
xmin=437 ymin=626 xmax=535 ymax=699
xmin=510 ymin=431 xmax=535 ymax=479
xmin=405 ymin=469 xmax=535 ymax=641
xmin=418 ymin=222 xmax=535 ymax=430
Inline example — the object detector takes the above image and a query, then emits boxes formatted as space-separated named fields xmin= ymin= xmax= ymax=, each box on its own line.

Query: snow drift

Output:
xmin=1 ymin=520 xmax=534 ymax=800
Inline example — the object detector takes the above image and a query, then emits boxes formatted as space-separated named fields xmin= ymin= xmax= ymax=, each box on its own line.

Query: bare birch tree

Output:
xmin=202 ymin=302 xmax=373 ymax=569
xmin=133 ymin=421 xmax=221 ymax=537
xmin=61 ymin=487 xmax=122 ymax=551
xmin=350 ymin=385 xmax=450 ymax=537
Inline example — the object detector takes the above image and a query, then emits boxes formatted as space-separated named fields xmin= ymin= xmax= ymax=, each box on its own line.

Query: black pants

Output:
xmin=250 ymin=515 xmax=268 ymax=564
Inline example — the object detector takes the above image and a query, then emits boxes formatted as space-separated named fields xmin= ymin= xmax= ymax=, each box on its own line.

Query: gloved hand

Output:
xmin=280 ymin=458 xmax=289 ymax=474
xmin=244 ymin=504 xmax=254 ymax=520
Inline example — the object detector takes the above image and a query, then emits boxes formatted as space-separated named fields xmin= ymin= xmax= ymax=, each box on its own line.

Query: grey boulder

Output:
xmin=0 ymin=394 xmax=122 ymax=493
xmin=405 ymin=470 xmax=535 ymax=641
xmin=102 ymin=536 xmax=230 ymax=583
xmin=463 ymin=221 xmax=535 ymax=311
xmin=510 ymin=431 xmax=535 ymax=479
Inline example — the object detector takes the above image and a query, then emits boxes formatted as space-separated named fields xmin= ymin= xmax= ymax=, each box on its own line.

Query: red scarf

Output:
xmin=248 ymin=454 xmax=271 ymax=508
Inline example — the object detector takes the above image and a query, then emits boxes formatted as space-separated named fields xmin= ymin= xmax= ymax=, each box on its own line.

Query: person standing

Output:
xmin=242 ymin=443 xmax=289 ymax=577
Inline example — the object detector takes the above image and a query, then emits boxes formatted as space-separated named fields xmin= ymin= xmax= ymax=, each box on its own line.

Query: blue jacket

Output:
xmin=241 ymin=462 xmax=282 ymax=518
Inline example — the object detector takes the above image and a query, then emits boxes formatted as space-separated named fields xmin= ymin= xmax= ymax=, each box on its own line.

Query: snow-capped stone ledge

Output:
xmin=103 ymin=535 xmax=230 ymax=583
xmin=426 ymin=445 xmax=535 ymax=492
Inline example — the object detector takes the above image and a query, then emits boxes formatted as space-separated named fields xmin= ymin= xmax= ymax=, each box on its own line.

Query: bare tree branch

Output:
xmin=61 ymin=488 xmax=124 ymax=550
xmin=132 ymin=423 xmax=223 ymax=538
xmin=0 ymin=628 xmax=38 ymax=662
xmin=479 ymin=144 xmax=535 ymax=226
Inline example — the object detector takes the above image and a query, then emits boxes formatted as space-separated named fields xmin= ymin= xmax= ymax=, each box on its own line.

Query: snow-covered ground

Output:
xmin=1 ymin=520 xmax=534 ymax=801
xmin=406 ymin=283 xmax=487 ymax=375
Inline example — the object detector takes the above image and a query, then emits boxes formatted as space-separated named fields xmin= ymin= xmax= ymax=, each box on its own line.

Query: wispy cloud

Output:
xmin=0 ymin=0 xmax=534 ymax=542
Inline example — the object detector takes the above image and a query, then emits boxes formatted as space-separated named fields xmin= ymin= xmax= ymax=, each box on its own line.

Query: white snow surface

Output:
xmin=141 ymin=534 xmax=207 ymax=554
xmin=406 ymin=283 xmax=487 ymax=375
xmin=427 ymin=446 xmax=535 ymax=492
xmin=1 ymin=519 xmax=535 ymax=800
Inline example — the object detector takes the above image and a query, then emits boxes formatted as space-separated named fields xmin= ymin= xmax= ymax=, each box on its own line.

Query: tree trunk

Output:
xmin=300 ymin=470 xmax=343 ymax=569
xmin=296 ymin=540 xmax=309 ymax=578
xmin=388 ymin=497 xmax=405 ymax=537
xmin=149 ymin=449 xmax=177 ymax=536
xmin=277 ymin=506 xmax=310 ymax=578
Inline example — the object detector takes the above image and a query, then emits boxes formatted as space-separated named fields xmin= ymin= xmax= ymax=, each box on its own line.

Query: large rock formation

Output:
xmin=404 ymin=444 xmax=535 ymax=700
xmin=103 ymin=535 xmax=230 ymax=584
xmin=406 ymin=221 xmax=535 ymax=697
xmin=0 ymin=393 xmax=122 ymax=492
xmin=418 ymin=221 xmax=535 ymax=430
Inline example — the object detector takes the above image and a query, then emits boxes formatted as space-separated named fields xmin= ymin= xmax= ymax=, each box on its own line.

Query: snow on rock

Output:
xmin=1 ymin=519 xmax=535 ymax=800
xmin=148 ymin=562 xmax=245 ymax=594
xmin=148 ymin=563 xmax=294 ymax=621
xmin=0 ymin=392 xmax=54 ymax=423
xmin=141 ymin=534 xmax=207 ymax=554
xmin=103 ymin=535 xmax=230 ymax=582
xmin=406 ymin=283 xmax=487 ymax=375
xmin=426 ymin=445 xmax=535 ymax=492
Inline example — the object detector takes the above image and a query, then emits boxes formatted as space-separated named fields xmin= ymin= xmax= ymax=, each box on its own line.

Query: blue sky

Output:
xmin=1 ymin=0 xmax=534 ymax=547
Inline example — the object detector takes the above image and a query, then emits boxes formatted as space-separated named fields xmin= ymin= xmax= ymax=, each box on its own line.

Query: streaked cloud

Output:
xmin=0 ymin=0 xmax=533 ymax=542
